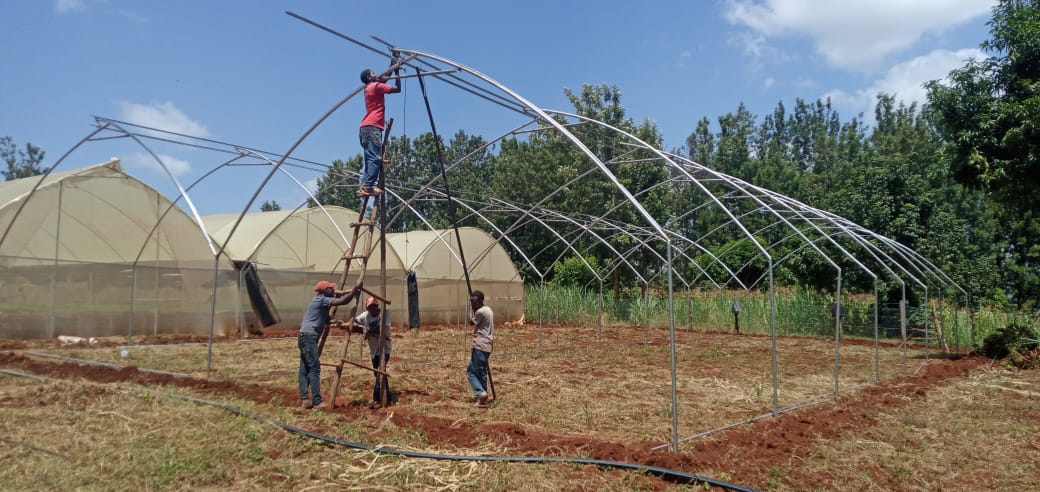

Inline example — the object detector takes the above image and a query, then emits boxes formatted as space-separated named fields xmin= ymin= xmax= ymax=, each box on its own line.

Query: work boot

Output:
xmin=300 ymin=398 xmax=313 ymax=410
xmin=474 ymin=395 xmax=490 ymax=408
xmin=357 ymin=186 xmax=384 ymax=196
xmin=312 ymin=401 xmax=329 ymax=410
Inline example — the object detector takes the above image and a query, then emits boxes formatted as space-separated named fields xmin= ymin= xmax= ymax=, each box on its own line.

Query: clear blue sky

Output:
xmin=2 ymin=0 xmax=995 ymax=215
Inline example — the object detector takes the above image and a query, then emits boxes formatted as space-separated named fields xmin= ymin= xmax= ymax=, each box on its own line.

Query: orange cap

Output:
xmin=314 ymin=280 xmax=336 ymax=292
xmin=365 ymin=296 xmax=378 ymax=308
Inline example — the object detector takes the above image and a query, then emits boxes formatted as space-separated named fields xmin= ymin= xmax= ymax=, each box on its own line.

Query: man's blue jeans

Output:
xmin=466 ymin=348 xmax=490 ymax=397
xmin=359 ymin=125 xmax=382 ymax=188
xmin=298 ymin=334 xmax=322 ymax=405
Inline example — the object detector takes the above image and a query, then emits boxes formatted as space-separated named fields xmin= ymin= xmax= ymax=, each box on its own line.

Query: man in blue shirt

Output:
xmin=299 ymin=279 xmax=362 ymax=410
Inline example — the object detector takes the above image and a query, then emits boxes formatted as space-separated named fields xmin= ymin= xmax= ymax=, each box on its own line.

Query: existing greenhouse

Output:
xmin=386 ymin=227 xmax=524 ymax=325
xmin=203 ymin=208 xmax=524 ymax=330
xmin=202 ymin=205 xmax=408 ymax=331
xmin=0 ymin=159 xmax=237 ymax=339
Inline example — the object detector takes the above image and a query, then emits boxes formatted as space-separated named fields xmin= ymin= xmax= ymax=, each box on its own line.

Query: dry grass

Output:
xmin=0 ymin=376 xmax=673 ymax=491
xmin=9 ymin=323 xmax=1022 ymax=490
xmin=767 ymin=367 xmax=1040 ymax=491
xmin=43 ymin=324 xmax=928 ymax=447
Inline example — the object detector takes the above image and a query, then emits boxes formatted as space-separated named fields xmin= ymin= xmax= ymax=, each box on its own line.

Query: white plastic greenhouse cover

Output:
xmin=0 ymin=159 xmax=237 ymax=339
xmin=0 ymin=159 xmax=216 ymax=268
xmin=386 ymin=227 xmax=525 ymax=323
xmin=202 ymin=209 xmax=522 ymax=329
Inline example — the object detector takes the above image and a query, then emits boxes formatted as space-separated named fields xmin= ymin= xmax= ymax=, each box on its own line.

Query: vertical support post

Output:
xmin=953 ymin=292 xmax=960 ymax=352
xmin=964 ymin=292 xmax=971 ymax=350
xmin=49 ymin=180 xmax=64 ymax=338
xmin=940 ymin=285 xmax=948 ymax=351
xmin=128 ymin=268 xmax=137 ymax=344
xmin=666 ymin=241 xmax=679 ymax=453
xmin=834 ymin=271 xmax=842 ymax=396
xmin=642 ymin=282 xmax=650 ymax=331
xmin=154 ymin=192 xmax=160 ymax=337
xmin=538 ymin=278 xmax=544 ymax=352
xmin=597 ymin=281 xmax=603 ymax=343
xmin=685 ymin=289 xmax=692 ymax=331
xmin=924 ymin=286 xmax=930 ymax=362
xmin=236 ymin=268 xmax=244 ymax=338
xmin=378 ymin=164 xmax=389 ymax=407
xmin=768 ymin=258 xmax=779 ymax=414
xmin=206 ymin=255 xmax=219 ymax=379
xmin=900 ymin=284 xmax=907 ymax=369
xmin=873 ymin=279 xmax=880 ymax=382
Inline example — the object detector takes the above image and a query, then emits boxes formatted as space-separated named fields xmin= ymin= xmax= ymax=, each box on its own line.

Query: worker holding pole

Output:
xmin=299 ymin=280 xmax=361 ymax=410
xmin=357 ymin=58 xmax=401 ymax=196
xmin=355 ymin=296 xmax=392 ymax=408
xmin=466 ymin=290 xmax=494 ymax=408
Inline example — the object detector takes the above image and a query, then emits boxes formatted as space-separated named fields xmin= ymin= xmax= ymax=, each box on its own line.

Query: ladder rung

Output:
xmin=350 ymin=221 xmax=376 ymax=227
xmin=342 ymin=254 xmax=368 ymax=260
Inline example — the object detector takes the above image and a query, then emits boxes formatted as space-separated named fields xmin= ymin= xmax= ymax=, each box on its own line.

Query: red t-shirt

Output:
xmin=360 ymin=82 xmax=395 ymax=129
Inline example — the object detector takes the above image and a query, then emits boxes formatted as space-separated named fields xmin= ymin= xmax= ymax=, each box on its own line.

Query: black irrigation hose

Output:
xmin=2 ymin=364 xmax=758 ymax=491
xmin=172 ymin=394 xmax=758 ymax=491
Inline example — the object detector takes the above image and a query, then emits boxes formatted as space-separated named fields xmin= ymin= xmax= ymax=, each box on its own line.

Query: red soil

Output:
xmin=0 ymin=335 xmax=986 ymax=490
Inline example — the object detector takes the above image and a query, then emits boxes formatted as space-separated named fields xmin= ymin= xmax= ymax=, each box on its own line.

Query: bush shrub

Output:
xmin=977 ymin=323 xmax=1040 ymax=369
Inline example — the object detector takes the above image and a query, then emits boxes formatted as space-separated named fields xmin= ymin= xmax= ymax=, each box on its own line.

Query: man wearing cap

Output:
xmin=298 ymin=279 xmax=362 ymax=410
xmin=357 ymin=63 xmax=401 ymax=197
xmin=354 ymin=296 xmax=391 ymax=407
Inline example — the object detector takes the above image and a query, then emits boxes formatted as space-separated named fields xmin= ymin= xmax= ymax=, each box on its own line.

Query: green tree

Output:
xmin=926 ymin=0 xmax=1040 ymax=209
xmin=260 ymin=200 xmax=281 ymax=211
xmin=313 ymin=156 xmax=362 ymax=209
xmin=1 ymin=136 xmax=46 ymax=180
xmin=926 ymin=0 xmax=1040 ymax=309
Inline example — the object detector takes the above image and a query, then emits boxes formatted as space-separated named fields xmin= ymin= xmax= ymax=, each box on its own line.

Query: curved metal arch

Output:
xmin=749 ymin=188 xmax=917 ymax=288
xmin=388 ymin=49 xmax=668 ymax=240
xmin=533 ymin=207 xmax=651 ymax=285
xmin=232 ymin=147 xmax=356 ymax=271
xmin=93 ymin=118 xmax=220 ymax=257
xmin=544 ymin=110 xmax=774 ymax=270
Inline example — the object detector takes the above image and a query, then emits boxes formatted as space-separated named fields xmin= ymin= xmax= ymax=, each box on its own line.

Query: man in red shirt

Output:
xmin=358 ymin=66 xmax=401 ymax=196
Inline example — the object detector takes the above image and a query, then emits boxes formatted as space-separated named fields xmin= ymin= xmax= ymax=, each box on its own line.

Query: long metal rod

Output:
xmin=834 ymin=271 xmax=842 ymax=395
xmin=416 ymin=70 xmax=472 ymax=297
xmin=666 ymin=241 xmax=679 ymax=452
xmin=384 ymin=68 xmax=460 ymax=79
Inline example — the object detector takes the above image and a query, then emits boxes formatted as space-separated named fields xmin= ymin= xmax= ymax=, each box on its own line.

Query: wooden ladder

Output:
xmin=316 ymin=118 xmax=394 ymax=408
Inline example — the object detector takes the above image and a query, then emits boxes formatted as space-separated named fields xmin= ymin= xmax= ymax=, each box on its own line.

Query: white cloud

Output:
xmin=303 ymin=178 xmax=318 ymax=196
xmin=824 ymin=48 xmax=983 ymax=122
xmin=116 ymin=101 xmax=210 ymax=137
xmin=723 ymin=0 xmax=995 ymax=71
xmin=763 ymin=77 xmax=776 ymax=89
xmin=676 ymin=50 xmax=693 ymax=68
xmin=728 ymin=31 xmax=796 ymax=69
xmin=125 ymin=152 xmax=192 ymax=177
xmin=55 ymin=0 xmax=86 ymax=14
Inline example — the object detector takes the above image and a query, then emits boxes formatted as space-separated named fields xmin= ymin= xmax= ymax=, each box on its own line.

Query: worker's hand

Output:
xmin=353 ymin=279 xmax=363 ymax=293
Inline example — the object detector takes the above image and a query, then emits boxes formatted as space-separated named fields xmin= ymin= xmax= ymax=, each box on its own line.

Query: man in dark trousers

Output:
xmin=357 ymin=62 xmax=401 ymax=196
xmin=298 ymin=279 xmax=361 ymax=410
xmin=355 ymin=296 xmax=392 ymax=408
xmin=466 ymin=290 xmax=494 ymax=408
